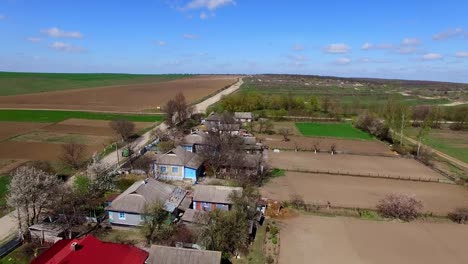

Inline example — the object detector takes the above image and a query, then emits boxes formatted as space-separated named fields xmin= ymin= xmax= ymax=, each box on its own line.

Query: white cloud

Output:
xmin=27 ymin=37 xmax=42 ymax=43
xmin=183 ymin=34 xmax=199 ymax=39
xmin=287 ymin=54 xmax=307 ymax=62
xmin=432 ymin=28 xmax=463 ymax=40
xmin=334 ymin=58 xmax=351 ymax=65
xmin=324 ymin=43 xmax=351 ymax=54
xmin=200 ymin=12 xmax=208 ymax=19
xmin=41 ymin=27 xmax=83 ymax=38
xmin=455 ymin=51 xmax=468 ymax=58
xmin=49 ymin=42 xmax=83 ymax=52
xmin=401 ymin=38 xmax=420 ymax=46
xmin=396 ymin=46 xmax=417 ymax=54
xmin=422 ymin=53 xmax=443 ymax=60
xmin=361 ymin=42 xmax=373 ymax=50
xmin=292 ymin=44 xmax=304 ymax=51
xmin=157 ymin=40 xmax=167 ymax=46
xmin=184 ymin=0 xmax=235 ymax=10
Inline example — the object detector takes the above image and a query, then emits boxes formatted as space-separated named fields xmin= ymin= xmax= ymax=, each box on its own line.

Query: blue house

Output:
xmin=153 ymin=146 xmax=204 ymax=183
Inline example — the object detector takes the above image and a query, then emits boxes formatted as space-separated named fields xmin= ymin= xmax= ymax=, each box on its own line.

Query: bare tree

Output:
xmin=131 ymin=155 xmax=153 ymax=175
xmin=312 ymin=140 xmax=320 ymax=154
xmin=110 ymin=119 xmax=135 ymax=142
xmin=164 ymin=99 xmax=178 ymax=126
xmin=60 ymin=140 xmax=86 ymax=169
xmin=330 ymin=143 xmax=337 ymax=155
xmin=278 ymin=128 xmax=291 ymax=141
xmin=140 ymin=201 xmax=172 ymax=246
xmin=164 ymin=93 xmax=193 ymax=126
xmin=86 ymin=161 xmax=114 ymax=196
xmin=8 ymin=166 xmax=62 ymax=232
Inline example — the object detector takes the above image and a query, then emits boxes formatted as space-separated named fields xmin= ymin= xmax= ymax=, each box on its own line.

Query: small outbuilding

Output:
xmin=146 ymin=245 xmax=221 ymax=264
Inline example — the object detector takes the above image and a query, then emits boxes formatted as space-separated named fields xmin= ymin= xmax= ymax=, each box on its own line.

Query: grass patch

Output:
xmin=0 ymin=175 xmax=11 ymax=217
xmin=233 ymin=220 xmax=268 ymax=264
xmin=0 ymin=244 xmax=30 ymax=264
xmin=271 ymin=168 xmax=285 ymax=177
xmin=0 ymin=109 xmax=164 ymax=123
xmin=295 ymin=122 xmax=374 ymax=140
xmin=0 ymin=72 xmax=191 ymax=96
xmin=94 ymin=228 xmax=145 ymax=245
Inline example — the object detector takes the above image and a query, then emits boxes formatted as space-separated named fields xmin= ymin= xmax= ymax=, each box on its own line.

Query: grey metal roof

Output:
xmin=106 ymin=178 xmax=187 ymax=214
xmin=234 ymin=112 xmax=253 ymax=119
xmin=147 ymin=245 xmax=221 ymax=264
xmin=181 ymin=209 xmax=209 ymax=225
xmin=193 ymin=185 xmax=243 ymax=204
xmin=154 ymin=146 xmax=203 ymax=169
xmin=183 ymin=133 xmax=206 ymax=145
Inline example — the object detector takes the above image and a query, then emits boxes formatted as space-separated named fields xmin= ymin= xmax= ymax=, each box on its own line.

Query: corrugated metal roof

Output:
xmin=147 ymin=245 xmax=221 ymax=264
xmin=193 ymin=185 xmax=243 ymax=204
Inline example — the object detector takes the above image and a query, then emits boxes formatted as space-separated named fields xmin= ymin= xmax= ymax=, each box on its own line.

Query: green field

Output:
xmin=0 ymin=72 xmax=191 ymax=96
xmin=407 ymin=128 xmax=468 ymax=163
xmin=296 ymin=122 xmax=374 ymax=140
xmin=0 ymin=175 xmax=10 ymax=217
xmin=0 ymin=109 xmax=163 ymax=123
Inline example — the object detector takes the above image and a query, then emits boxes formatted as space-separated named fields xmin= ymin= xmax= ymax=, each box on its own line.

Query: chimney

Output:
xmin=71 ymin=242 xmax=79 ymax=251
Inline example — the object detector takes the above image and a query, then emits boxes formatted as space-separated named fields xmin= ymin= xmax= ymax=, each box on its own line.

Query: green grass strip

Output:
xmin=296 ymin=122 xmax=373 ymax=140
xmin=0 ymin=109 xmax=163 ymax=123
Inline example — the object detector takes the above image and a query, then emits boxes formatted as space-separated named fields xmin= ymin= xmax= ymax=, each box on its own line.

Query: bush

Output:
xmin=266 ymin=255 xmax=275 ymax=264
xmin=448 ymin=208 xmax=468 ymax=224
xmin=290 ymin=194 xmax=306 ymax=210
xmin=416 ymin=147 xmax=434 ymax=166
xmin=377 ymin=194 xmax=423 ymax=221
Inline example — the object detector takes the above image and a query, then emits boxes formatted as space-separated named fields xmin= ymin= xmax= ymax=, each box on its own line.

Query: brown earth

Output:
xmin=0 ymin=122 xmax=51 ymax=141
xmin=261 ymin=171 xmax=468 ymax=215
xmin=0 ymin=75 xmax=239 ymax=112
xmin=268 ymin=150 xmax=445 ymax=180
xmin=0 ymin=141 xmax=102 ymax=161
xmin=42 ymin=119 xmax=155 ymax=136
xmin=0 ymin=159 xmax=28 ymax=174
xmin=260 ymin=134 xmax=392 ymax=155
xmin=279 ymin=215 xmax=468 ymax=264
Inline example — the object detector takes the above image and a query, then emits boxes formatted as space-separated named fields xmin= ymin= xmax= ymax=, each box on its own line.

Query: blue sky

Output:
xmin=1 ymin=0 xmax=468 ymax=82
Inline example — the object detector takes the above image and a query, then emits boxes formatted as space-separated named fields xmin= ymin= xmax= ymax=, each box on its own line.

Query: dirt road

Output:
xmin=193 ymin=78 xmax=243 ymax=114
xmin=280 ymin=215 xmax=468 ymax=264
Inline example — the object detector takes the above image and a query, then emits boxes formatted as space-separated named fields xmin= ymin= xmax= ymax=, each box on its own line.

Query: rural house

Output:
xmin=147 ymin=245 xmax=221 ymax=264
xmin=105 ymin=178 xmax=187 ymax=226
xmin=31 ymin=235 xmax=149 ymax=264
xmin=153 ymin=146 xmax=204 ymax=183
xmin=234 ymin=112 xmax=253 ymax=123
xmin=181 ymin=131 xmax=206 ymax=153
xmin=203 ymin=112 xmax=241 ymax=134
xmin=193 ymin=185 xmax=243 ymax=211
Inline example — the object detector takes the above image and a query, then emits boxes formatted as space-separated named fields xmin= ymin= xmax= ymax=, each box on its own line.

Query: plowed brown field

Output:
xmin=0 ymin=141 xmax=101 ymax=161
xmin=268 ymin=150 xmax=445 ymax=180
xmin=0 ymin=75 xmax=239 ymax=112
xmin=261 ymin=171 xmax=468 ymax=215
xmin=280 ymin=215 xmax=468 ymax=264
xmin=0 ymin=122 xmax=51 ymax=141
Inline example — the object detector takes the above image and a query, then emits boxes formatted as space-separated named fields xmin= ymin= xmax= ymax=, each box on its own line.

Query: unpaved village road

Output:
xmin=193 ymin=77 xmax=243 ymax=114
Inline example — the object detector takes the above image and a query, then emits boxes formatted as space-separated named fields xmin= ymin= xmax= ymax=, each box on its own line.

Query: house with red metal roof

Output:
xmin=31 ymin=235 xmax=148 ymax=264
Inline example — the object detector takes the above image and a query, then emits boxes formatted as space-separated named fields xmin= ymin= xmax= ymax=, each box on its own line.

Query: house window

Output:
xmin=172 ymin=166 xmax=179 ymax=174
xmin=160 ymin=166 xmax=167 ymax=173
xmin=118 ymin=212 xmax=126 ymax=220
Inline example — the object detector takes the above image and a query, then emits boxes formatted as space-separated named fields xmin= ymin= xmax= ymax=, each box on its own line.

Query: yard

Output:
xmin=279 ymin=215 xmax=468 ymax=264
xmin=260 ymin=171 xmax=468 ymax=215
xmin=295 ymin=122 xmax=374 ymax=140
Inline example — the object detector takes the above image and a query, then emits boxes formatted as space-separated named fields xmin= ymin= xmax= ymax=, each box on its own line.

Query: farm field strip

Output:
xmin=0 ymin=75 xmax=239 ymax=112
xmin=260 ymin=171 xmax=468 ymax=215
xmin=260 ymin=134 xmax=391 ymax=155
xmin=0 ymin=109 xmax=163 ymax=123
xmin=295 ymin=122 xmax=374 ymax=140
xmin=279 ymin=215 xmax=468 ymax=264
xmin=0 ymin=72 xmax=191 ymax=96
xmin=268 ymin=151 xmax=445 ymax=180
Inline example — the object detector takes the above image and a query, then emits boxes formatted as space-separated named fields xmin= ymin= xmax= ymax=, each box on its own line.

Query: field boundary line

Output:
xmin=281 ymin=168 xmax=455 ymax=185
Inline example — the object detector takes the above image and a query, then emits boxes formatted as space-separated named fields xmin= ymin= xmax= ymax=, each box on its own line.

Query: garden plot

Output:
xmin=261 ymin=171 xmax=468 ymax=215
xmin=268 ymin=150 xmax=445 ymax=181
xmin=279 ymin=215 xmax=468 ymax=264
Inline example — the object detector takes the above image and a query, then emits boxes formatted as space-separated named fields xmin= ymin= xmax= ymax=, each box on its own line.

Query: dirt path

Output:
xmin=193 ymin=78 xmax=243 ymax=114
xmin=279 ymin=215 xmax=468 ymax=264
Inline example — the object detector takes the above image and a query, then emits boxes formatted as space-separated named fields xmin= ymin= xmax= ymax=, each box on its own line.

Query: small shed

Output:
xmin=29 ymin=223 xmax=68 ymax=243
